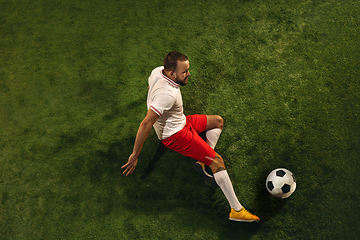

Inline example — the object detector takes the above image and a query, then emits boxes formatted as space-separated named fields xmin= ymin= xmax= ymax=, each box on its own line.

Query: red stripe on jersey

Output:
xmin=161 ymin=70 xmax=180 ymax=88
xmin=150 ymin=105 xmax=162 ymax=116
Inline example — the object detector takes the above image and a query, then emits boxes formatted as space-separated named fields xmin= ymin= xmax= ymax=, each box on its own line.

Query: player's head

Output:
xmin=164 ymin=51 xmax=188 ymax=71
xmin=164 ymin=51 xmax=190 ymax=86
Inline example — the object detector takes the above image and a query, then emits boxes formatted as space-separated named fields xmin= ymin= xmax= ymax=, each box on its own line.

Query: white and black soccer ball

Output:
xmin=266 ymin=168 xmax=296 ymax=199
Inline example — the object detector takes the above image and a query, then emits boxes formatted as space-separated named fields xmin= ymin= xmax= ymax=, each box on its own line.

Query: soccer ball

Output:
xmin=266 ymin=168 xmax=296 ymax=199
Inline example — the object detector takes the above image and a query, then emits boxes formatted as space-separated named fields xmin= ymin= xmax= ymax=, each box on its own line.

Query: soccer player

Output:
xmin=122 ymin=51 xmax=260 ymax=222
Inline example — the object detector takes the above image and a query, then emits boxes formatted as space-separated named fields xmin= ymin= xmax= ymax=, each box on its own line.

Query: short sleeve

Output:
xmin=149 ymin=94 xmax=175 ymax=117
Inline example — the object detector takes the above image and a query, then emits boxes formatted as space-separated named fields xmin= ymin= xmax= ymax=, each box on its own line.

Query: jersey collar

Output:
xmin=161 ymin=70 xmax=180 ymax=88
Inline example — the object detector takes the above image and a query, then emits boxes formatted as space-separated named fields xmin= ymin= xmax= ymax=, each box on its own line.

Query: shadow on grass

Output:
xmin=109 ymin=138 xmax=265 ymax=239
xmin=214 ymin=168 xmax=285 ymax=239
xmin=253 ymin=168 xmax=287 ymax=222
xmin=140 ymin=142 xmax=168 ymax=180
xmin=219 ymin=220 xmax=261 ymax=239
xmin=110 ymin=132 xmax=263 ymax=239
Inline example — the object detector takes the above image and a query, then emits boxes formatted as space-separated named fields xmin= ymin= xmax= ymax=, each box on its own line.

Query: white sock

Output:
xmin=206 ymin=128 xmax=222 ymax=149
xmin=213 ymin=170 xmax=243 ymax=211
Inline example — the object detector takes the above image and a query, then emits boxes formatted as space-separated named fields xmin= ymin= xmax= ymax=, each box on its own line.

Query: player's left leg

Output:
xmin=195 ymin=115 xmax=223 ymax=182
xmin=205 ymin=115 xmax=224 ymax=131
xmin=204 ymin=115 xmax=223 ymax=149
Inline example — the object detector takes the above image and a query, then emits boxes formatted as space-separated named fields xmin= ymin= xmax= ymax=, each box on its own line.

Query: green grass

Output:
xmin=1 ymin=0 xmax=359 ymax=239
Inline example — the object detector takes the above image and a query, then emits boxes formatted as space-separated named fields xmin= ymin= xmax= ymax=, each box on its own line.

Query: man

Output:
xmin=122 ymin=51 xmax=260 ymax=222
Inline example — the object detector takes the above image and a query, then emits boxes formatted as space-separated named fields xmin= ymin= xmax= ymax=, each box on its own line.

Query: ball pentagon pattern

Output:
xmin=266 ymin=168 xmax=296 ymax=198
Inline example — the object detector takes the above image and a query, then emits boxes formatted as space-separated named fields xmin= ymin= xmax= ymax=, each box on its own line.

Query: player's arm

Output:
xmin=121 ymin=108 xmax=159 ymax=176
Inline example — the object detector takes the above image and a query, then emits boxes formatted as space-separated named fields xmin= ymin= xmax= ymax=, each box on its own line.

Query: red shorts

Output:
xmin=161 ymin=114 xmax=216 ymax=166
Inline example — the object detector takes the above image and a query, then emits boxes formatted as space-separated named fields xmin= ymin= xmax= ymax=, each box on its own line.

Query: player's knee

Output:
xmin=210 ymin=153 xmax=226 ymax=173
xmin=215 ymin=115 xmax=224 ymax=130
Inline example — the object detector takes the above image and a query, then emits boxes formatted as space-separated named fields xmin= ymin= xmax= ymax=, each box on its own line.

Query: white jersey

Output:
xmin=147 ymin=66 xmax=186 ymax=140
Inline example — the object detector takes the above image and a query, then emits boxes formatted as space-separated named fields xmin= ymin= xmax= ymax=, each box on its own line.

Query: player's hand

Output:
xmin=121 ymin=153 xmax=138 ymax=176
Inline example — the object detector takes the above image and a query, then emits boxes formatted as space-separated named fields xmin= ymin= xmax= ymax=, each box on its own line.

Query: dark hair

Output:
xmin=163 ymin=51 xmax=188 ymax=71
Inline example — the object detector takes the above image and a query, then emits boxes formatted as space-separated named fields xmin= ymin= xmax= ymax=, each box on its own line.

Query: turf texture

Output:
xmin=1 ymin=0 xmax=359 ymax=239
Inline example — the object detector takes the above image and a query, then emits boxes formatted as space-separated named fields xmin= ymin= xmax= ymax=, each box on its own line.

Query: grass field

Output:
xmin=1 ymin=0 xmax=359 ymax=239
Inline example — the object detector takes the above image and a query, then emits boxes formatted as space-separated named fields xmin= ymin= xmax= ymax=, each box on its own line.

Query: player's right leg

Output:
xmin=210 ymin=154 xmax=260 ymax=222
xmin=161 ymin=116 xmax=259 ymax=222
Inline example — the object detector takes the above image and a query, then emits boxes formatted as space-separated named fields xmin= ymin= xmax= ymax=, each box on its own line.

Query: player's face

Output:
xmin=174 ymin=60 xmax=190 ymax=86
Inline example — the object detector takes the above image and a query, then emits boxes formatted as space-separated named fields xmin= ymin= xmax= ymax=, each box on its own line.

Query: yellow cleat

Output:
xmin=229 ymin=208 xmax=260 ymax=222
xmin=194 ymin=161 xmax=219 ymax=188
